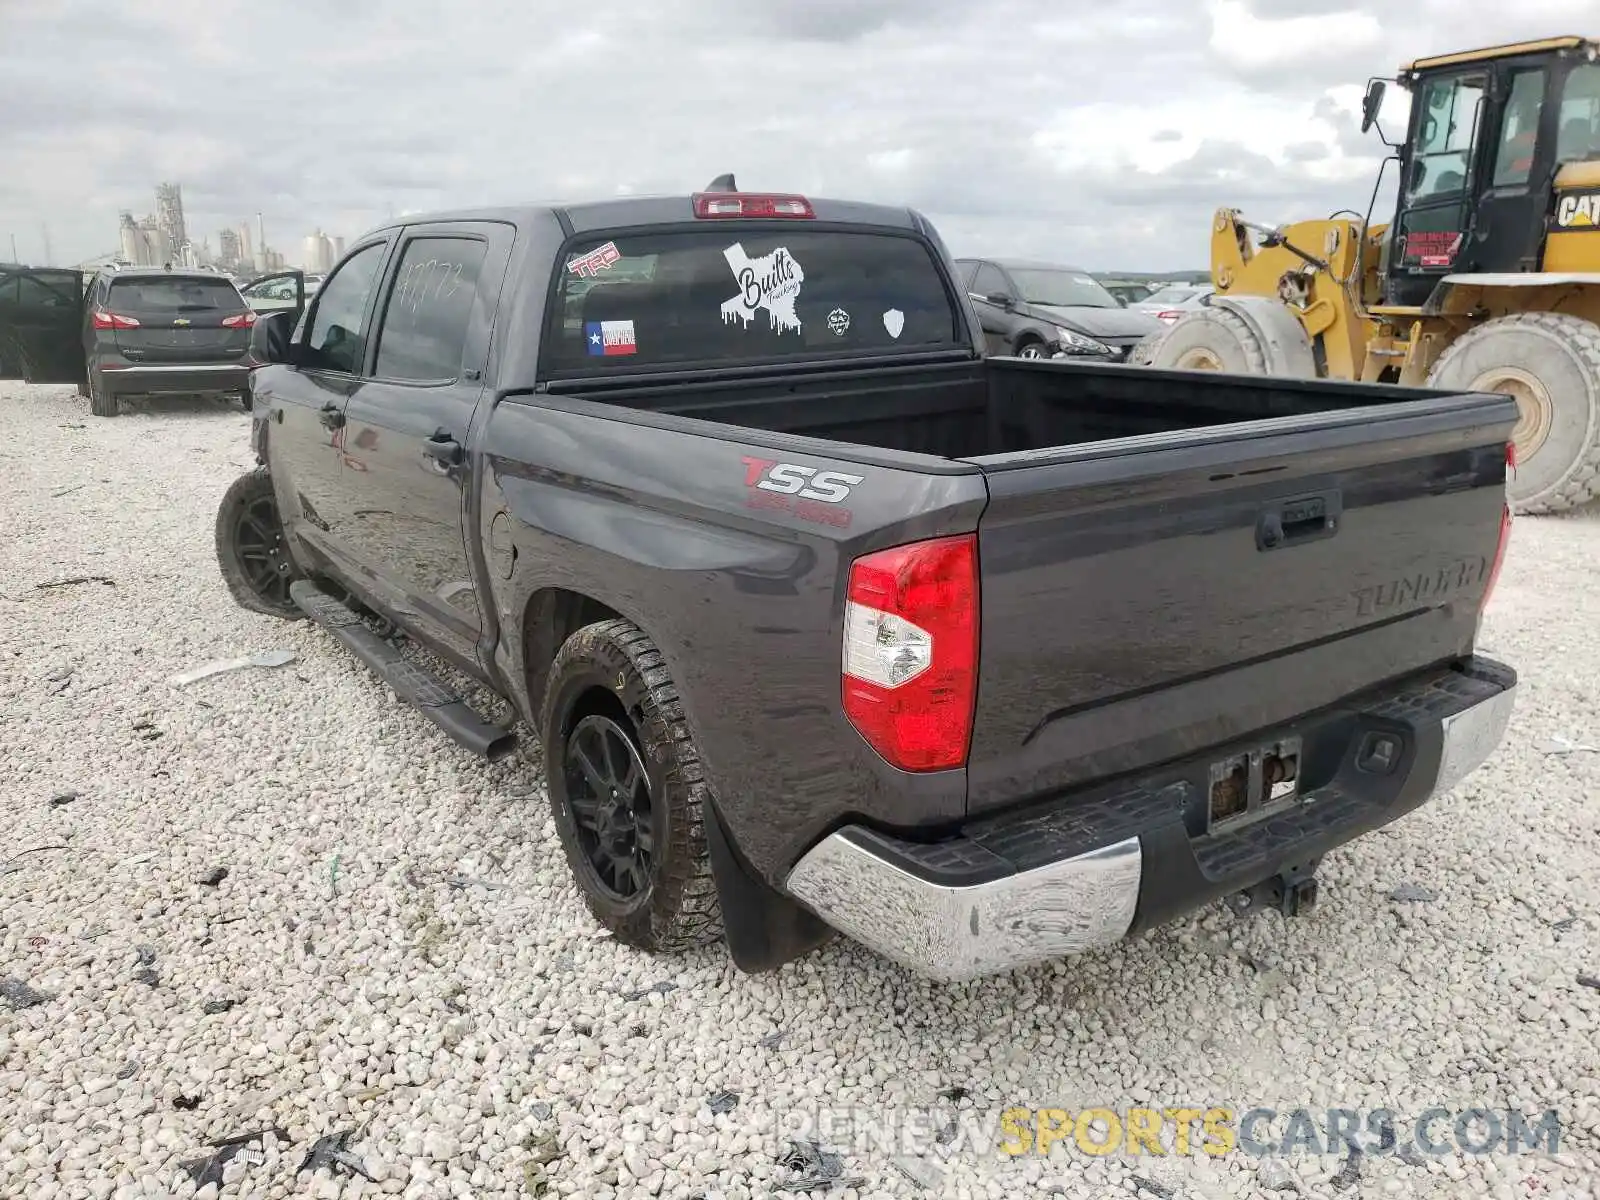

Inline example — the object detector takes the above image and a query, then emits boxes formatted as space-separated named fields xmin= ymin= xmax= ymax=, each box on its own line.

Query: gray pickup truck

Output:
xmin=210 ymin=180 xmax=1519 ymax=982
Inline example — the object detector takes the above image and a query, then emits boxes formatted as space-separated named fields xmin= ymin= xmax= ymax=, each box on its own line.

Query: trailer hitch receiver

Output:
xmin=1230 ymin=859 xmax=1321 ymax=919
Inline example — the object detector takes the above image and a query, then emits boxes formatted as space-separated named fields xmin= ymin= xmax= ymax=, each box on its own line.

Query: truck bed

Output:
xmin=543 ymin=354 xmax=1514 ymax=822
xmin=550 ymin=354 xmax=1472 ymax=461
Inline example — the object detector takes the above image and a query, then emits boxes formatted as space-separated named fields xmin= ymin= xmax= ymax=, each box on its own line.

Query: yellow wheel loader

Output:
xmin=1147 ymin=36 xmax=1600 ymax=513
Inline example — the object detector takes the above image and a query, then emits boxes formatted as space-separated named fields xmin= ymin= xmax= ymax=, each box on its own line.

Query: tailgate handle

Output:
xmin=1258 ymin=491 xmax=1340 ymax=551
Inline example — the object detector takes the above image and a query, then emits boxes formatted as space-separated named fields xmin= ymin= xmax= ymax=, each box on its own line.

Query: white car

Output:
xmin=239 ymin=271 xmax=310 ymax=314
xmin=1132 ymin=284 xmax=1214 ymax=324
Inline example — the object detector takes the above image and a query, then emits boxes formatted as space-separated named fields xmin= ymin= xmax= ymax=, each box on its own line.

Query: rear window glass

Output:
xmin=543 ymin=229 xmax=962 ymax=374
xmin=108 ymin=276 xmax=242 ymax=311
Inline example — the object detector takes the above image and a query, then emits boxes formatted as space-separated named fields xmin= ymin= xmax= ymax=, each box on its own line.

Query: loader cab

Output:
xmin=1380 ymin=37 xmax=1600 ymax=307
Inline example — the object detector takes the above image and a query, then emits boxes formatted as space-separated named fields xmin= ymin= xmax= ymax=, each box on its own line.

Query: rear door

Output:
xmin=101 ymin=273 xmax=253 ymax=365
xmin=334 ymin=222 xmax=512 ymax=669
xmin=0 ymin=268 xmax=86 ymax=384
xmin=962 ymin=386 xmax=1516 ymax=813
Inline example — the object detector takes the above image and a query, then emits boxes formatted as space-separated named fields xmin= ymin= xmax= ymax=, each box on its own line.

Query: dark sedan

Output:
xmin=954 ymin=258 xmax=1166 ymax=361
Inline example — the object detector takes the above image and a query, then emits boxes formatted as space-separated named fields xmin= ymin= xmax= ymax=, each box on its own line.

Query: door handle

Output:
xmin=319 ymin=403 xmax=345 ymax=430
xmin=422 ymin=433 xmax=463 ymax=471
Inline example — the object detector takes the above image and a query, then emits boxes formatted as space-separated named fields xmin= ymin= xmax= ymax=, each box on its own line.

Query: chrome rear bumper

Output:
xmin=785 ymin=664 xmax=1515 ymax=983
xmin=786 ymin=832 xmax=1141 ymax=982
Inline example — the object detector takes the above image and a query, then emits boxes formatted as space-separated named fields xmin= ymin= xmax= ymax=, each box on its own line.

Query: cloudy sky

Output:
xmin=0 ymin=0 xmax=1592 ymax=271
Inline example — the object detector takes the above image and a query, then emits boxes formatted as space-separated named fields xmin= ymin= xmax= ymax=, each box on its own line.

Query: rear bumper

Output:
xmin=785 ymin=656 xmax=1516 ymax=982
xmin=99 ymin=363 xmax=250 ymax=396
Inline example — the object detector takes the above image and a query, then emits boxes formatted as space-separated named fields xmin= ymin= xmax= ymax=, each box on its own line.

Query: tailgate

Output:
xmin=963 ymin=392 xmax=1517 ymax=813
xmin=105 ymin=276 xmax=249 ymax=362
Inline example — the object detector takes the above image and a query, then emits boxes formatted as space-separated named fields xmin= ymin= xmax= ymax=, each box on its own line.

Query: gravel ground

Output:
xmin=1 ymin=382 xmax=1598 ymax=1200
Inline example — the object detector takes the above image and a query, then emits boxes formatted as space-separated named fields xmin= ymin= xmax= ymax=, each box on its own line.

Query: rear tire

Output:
xmin=541 ymin=619 xmax=723 ymax=954
xmin=215 ymin=468 xmax=305 ymax=619
xmin=1426 ymin=313 xmax=1600 ymax=515
xmin=88 ymin=371 xmax=118 ymax=418
xmin=1148 ymin=308 xmax=1269 ymax=374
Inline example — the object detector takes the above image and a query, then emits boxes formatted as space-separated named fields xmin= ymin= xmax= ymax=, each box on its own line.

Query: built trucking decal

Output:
xmin=720 ymin=244 xmax=805 ymax=333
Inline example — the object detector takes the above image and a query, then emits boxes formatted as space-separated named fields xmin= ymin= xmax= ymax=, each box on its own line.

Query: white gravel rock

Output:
xmin=1 ymin=382 xmax=1598 ymax=1198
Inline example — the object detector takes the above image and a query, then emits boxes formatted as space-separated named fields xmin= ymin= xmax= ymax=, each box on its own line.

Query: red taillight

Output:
xmin=692 ymin=192 xmax=815 ymax=219
xmin=91 ymin=310 xmax=140 ymax=329
xmin=841 ymin=534 xmax=979 ymax=772
xmin=1483 ymin=442 xmax=1515 ymax=609
xmin=221 ymin=311 xmax=256 ymax=328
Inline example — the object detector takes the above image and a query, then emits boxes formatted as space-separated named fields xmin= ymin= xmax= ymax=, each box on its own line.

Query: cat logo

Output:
xmin=1554 ymin=189 xmax=1600 ymax=230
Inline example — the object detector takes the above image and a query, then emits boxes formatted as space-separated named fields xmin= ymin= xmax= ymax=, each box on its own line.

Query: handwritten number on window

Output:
xmin=393 ymin=258 xmax=466 ymax=326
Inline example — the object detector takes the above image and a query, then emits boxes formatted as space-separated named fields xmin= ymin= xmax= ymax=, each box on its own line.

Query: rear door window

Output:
xmin=107 ymin=276 xmax=243 ymax=313
xmin=374 ymin=236 xmax=489 ymax=382
xmin=543 ymin=228 xmax=963 ymax=375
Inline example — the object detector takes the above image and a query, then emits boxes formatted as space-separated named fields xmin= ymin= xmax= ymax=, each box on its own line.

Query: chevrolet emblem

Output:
xmin=173 ymin=318 xmax=191 ymax=326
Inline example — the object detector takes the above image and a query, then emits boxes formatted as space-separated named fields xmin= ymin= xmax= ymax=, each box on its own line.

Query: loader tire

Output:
xmin=1147 ymin=308 xmax=1269 ymax=374
xmin=1426 ymin=313 xmax=1600 ymax=515
xmin=1128 ymin=331 xmax=1167 ymax=366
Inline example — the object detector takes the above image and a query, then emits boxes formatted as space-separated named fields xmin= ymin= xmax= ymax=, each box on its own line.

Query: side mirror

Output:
xmin=985 ymin=291 xmax=1015 ymax=308
xmin=250 ymin=309 xmax=297 ymax=365
xmin=1361 ymin=79 xmax=1387 ymax=134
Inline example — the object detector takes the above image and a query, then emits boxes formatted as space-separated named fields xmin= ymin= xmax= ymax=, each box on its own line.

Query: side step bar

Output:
xmin=289 ymin=579 xmax=517 ymax=762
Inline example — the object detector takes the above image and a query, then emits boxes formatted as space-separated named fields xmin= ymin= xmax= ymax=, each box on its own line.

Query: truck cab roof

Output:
xmin=358 ymin=193 xmax=929 ymax=239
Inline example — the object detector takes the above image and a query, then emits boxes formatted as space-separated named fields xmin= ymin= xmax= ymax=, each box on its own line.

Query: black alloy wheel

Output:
xmin=214 ymin=467 xmax=305 ymax=618
xmin=539 ymin=618 xmax=722 ymax=952
xmin=563 ymin=713 xmax=656 ymax=900
xmin=233 ymin=494 xmax=294 ymax=607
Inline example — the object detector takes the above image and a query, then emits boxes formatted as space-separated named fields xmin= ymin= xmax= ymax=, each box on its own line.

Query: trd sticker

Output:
xmin=720 ymin=244 xmax=804 ymax=334
xmin=882 ymin=308 xmax=904 ymax=338
xmin=740 ymin=456 xmax=863 ymax=529
xmin=585 ymin=319 xmax=637 ymax=356
xmin=1401 ymin=230 xmax=1461 ymax=267
xmin=827 ymin=307 xmax=850 ymax=336
xmin=1554 ymin=189 xmax=1600 ymax=230
xmin=567 ymin=242 xmax=621 ymax=277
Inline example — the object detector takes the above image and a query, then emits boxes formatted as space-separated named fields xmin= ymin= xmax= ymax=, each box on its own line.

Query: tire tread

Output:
xmin=544 ymin=619 xmax=723 ymax=953
xmin=214 ymin=467 xmax=304 ymax=619
xmin=1427 ymin=311 xmax=1600 ymax=515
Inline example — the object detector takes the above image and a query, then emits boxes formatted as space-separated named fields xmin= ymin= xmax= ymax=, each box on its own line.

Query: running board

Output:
xmin=289 ymin=579 xmax=517 ymax=762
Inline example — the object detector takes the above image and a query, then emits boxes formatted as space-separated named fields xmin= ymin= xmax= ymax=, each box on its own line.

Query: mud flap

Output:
xmin=704 ymin=798 xmax=836 ymax=972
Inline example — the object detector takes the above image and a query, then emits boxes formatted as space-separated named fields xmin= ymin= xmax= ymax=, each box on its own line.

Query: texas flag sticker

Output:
xmin=585 ymin=319 xmax=637 ymax=356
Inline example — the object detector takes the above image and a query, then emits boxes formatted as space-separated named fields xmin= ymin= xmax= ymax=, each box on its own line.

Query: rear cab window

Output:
xmin=108 ymin=276 xmax=244 ymax=313
xmin=541 ymin=228 xmax=965 ymax=375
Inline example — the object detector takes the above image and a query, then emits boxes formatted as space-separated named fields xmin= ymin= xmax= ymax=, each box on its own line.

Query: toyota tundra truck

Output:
xmin=213 ymin=180 xmax=1519 ymax=982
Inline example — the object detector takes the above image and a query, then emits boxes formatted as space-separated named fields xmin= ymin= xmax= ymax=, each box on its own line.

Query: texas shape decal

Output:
xmin=721 ymin=244 xmax=805 ymax=334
